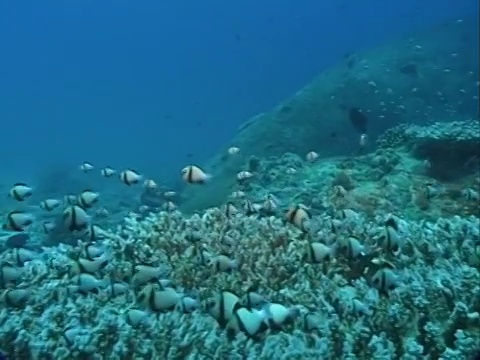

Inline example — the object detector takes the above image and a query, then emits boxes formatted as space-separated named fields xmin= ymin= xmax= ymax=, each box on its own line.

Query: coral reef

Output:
xmin=0 ymin=202 xmax=479 ymax=359
xmin=377 ymin=120 xmax=480 ymax=180
xmin=1 ymin=117 xmax=479 ymax=357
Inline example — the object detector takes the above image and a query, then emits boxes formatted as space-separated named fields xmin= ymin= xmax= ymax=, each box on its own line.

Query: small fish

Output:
xmin=176 ymin=296 xmax=200 ymax=313
xmin=305 ymin=242 xmax=333 ymax=263
xmin=80 ymin=243 xmax=106 ymax=260
xmin=206 ymin=290 xmax=241 ymax=328
xmin=337 ymin=236 xmax=365 ymax=259
xmin=338 ymin=209 xmax=359 ymax=221
xmin=262 ymin=303 xmax=300 ymax=330
xmin=79 ymin=162 xmax=94 ymax=172
xmin=72 ymin=273 xmax=109 ymax=293
xmin=244 ymin=199 xmax=261 ymax=216
xmin=162 ymin=201 xmax=177 ymax=212
xmin=137 ymin=284 xmax=181 ymax=312
xmin=157 ymin=279 xmax=173 ymax=289
xmin=370 ymin=267 xmax=398 ymax=297
xmin=61 ymin=326 xmax=85 ymax=347
xmin=2 ymin=211 xmax=34 ymax=232
xmin=143 ymin=179 xmax=158 ymax=190
xmin=0 ymin=265 xmax=23 ymax=287
xmin=77 ymin=190 xmax=100 ymax=209
xmin=195 ymin=247 xmax=213 ymax=266
xmin=350 ymin=298 xmax=371 ymax=316
xmin=230 ymin=191 xmax=246 ymax=199
xmin=226 ymin=306 xmax=268 ymax=340
xmin=302 ymin=312 xmax=322 ymax=332
xmin=108 ymin=281 xmax=130 ymax=298
xmin=227 ymin=147 xmax=240 ymax=155
xmin=462 ymin=188 xmax=479 ymax=201
xmin=126 ymin=309 xmax=150 ymax=327
xmin=131 ymin=265 xmax=165 ymax=287
xmin=224 ymin=202 xmax=238 ymax=218
xmin=39 ymin=199 xmax=61 ymax=211
xmin=305 ymin=151 xmax=319 ymax=163
xmin=70 ymin=256 xmax=109 ymax=275
xmin=63 ymin=205 xmax=90 ymax=232
xmin=181 ymin=165 xmax=211 ymax=184
xmin=120 ymin=169 xmax=142 ymax=186
xmin=64 ymin=194 xmax=77 ymax=206
xmin=285 ymin=204 xmax=311 ymax=232
xmin=1 ymin=288 xmax=31 ymax=307
xmin=261 ymin=194 xmax=279 ymax=214
xmin=101 ymin=166 xmax=116 ymax=177
xmin=358 ymin=133 xmax=368 ymax=154
xmin=163 ymin=191 xmax=177 ymax=198
xmin=82 ymin=224 xmax=108 ymax=243
xmin=12 ymin=248 xmax=37 ymax=266
xmin=379 ymin=217 xmax=402 ymax=254
xmin=211 ymin=254 xmax=237 ymax=273
xmin=330 ymin=218 xmax=343 ymax=234
xmin=9 ymin=183 xmax=33 ymax=202
xmin=237 ymin=171 xmax=253 ymax=181
xmin=42 ymin=221 xmax=56 ymax=234
xmin=244 ymin=287 xmax=267 ymax=310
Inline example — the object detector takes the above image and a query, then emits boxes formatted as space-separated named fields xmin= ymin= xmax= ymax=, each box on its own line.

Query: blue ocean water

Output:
xmin=0 ymin=0 xmax=477 ymax=185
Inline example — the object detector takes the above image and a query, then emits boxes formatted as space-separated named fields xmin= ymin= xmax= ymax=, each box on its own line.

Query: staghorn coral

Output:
xmin=0 ymin=204 xmax=479 ymax=359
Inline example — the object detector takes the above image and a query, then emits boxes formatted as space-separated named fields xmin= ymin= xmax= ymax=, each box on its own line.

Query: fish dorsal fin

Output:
xmin=246 ymin=284 xmax=258 ymax=293
xmin=223 ymin=289 xmax=240 ymax=298
xmin=232 ymin=301 xmax=242 ymax=314
xmin=385 ymin=217 xmax=398 ymax=231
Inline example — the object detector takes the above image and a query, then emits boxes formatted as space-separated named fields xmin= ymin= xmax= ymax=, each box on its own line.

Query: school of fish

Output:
xmin=0 ymin=148 xmax=479 ymax=358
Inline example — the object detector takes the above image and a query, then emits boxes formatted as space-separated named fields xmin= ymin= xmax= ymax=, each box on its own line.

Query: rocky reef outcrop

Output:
xmin=181 ymin=16 xmax=479 ymax=213
xmin=377 ymin=120 xmax=480 ymax=180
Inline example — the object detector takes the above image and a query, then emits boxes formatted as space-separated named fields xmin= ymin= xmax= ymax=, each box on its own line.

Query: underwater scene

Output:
xmin=0 ymin=1 xmax=479 ymax=360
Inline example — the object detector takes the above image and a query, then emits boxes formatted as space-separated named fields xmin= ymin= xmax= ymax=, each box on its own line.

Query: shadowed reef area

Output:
xmin=180 ymin=16 xmax=479 ymax=213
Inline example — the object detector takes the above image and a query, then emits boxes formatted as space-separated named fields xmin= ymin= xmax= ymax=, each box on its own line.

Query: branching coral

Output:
xmin=1 ymin=204 xmax=478 ymax=359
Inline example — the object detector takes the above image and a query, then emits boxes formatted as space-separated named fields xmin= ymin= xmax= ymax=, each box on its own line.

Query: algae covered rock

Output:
xmin=377 ymin=120 xmax=480 ymax=180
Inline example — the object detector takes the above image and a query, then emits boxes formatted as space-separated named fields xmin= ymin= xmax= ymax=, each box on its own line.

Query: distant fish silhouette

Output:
xmin=5 ymin=233 xmax=30 ymax=248
xmin=348 ymin=107 xmax=368 ymax=134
